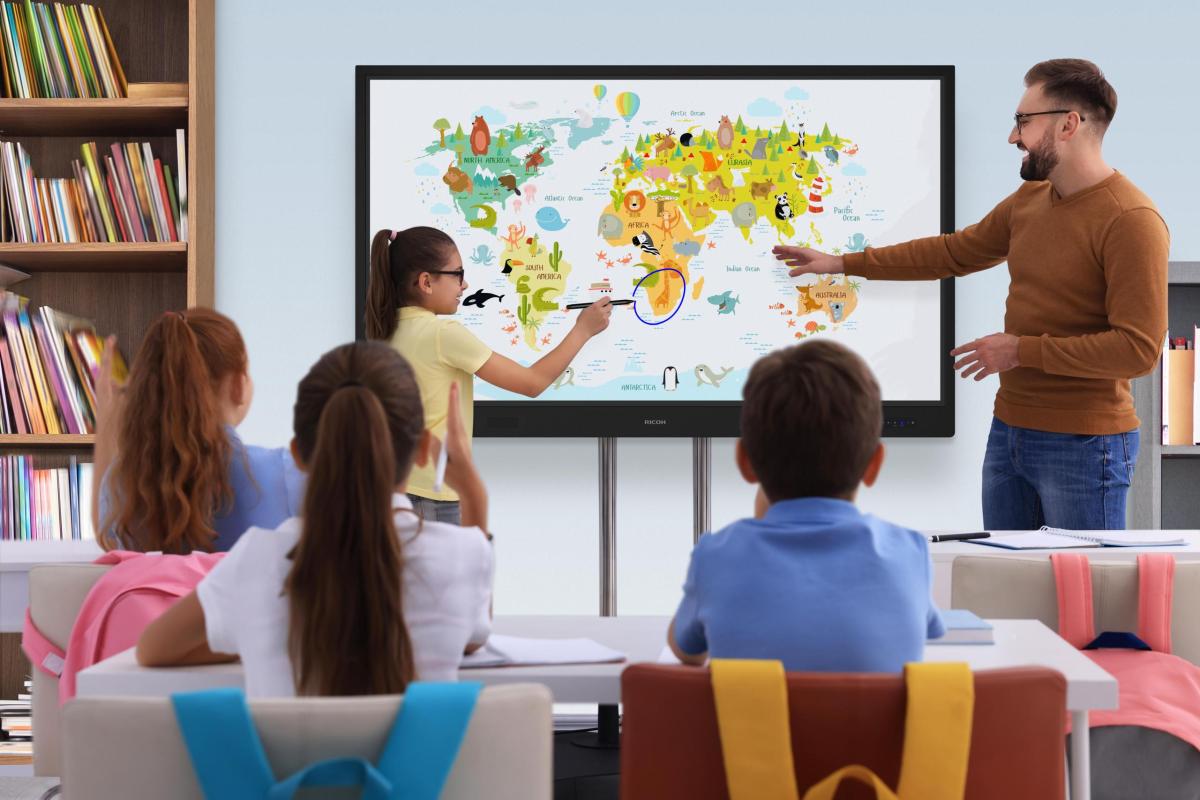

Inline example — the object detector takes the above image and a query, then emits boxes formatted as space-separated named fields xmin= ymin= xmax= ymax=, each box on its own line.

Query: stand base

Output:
xmin=568 ymin=704 xmax=620 ymax=750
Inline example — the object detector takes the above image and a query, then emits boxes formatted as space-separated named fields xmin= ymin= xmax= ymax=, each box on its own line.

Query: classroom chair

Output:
xmin=620 ymin=664 xmax=1066 ymax=800
xmin=951 ymin=556 xmax=1200 ymax=665
xmin=61 ymin=683 xmax=552 ymax=800
xmin=25 ymin=563 xmax=112 ymax=777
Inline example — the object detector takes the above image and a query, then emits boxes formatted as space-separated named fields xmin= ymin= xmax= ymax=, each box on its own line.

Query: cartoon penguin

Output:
xmin=632 ymin=231 xmax=661 ymax=257
xmin=662 ymin=366 xmax=678 ymax=392
xmin=774 ymin=193 xmax=793 ymax=221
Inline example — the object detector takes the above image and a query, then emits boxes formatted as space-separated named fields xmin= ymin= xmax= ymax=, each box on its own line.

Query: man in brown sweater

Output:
xmin=773 ymin=59 xmax=1169 ymax=530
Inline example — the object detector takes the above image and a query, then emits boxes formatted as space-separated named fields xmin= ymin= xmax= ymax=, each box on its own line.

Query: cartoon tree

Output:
xmin=620 ymin=146 xmax=631 ymax=161
xmin=454 ymin=122 xmax=465 ymax=142
xmin=433 ymin=118 xmax=450 ymax=148
xmin=778 ymin=171 xmax=788 ymax=183
xmin=735 ymin=115 xmax=746 ymax=134
xmin=832 ymin=134 xmax=842 ymax=147
xmin=754 ymin=126 xmax=762 ymax=138
xmin=674 ymin=145 xmax=682 ymax=158
xmin=680 ymin=164 xmax=698 ymax=193
xmin=769 ymin=146 xmax=778 ymax=162
xmin=513 ymin=122 xmax=524 ymax=141
xmin=807 ymin=156 xmax=820 ymax=176
xmin=820 ymin=122 xmax=832 ymax=141
xmin=635 ymin=135 xmax=645 ymax=151
xmin=762 ymin=165 xmax=771 ymax=175
xmin=496 ymin=131 xmax=508 ymax=149
xmin=777 ymin=119 xmax=790 ymax=141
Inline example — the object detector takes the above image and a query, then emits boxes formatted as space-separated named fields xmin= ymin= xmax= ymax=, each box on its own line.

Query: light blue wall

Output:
xmin=217 ymin=0 xmax=1199 ymax=614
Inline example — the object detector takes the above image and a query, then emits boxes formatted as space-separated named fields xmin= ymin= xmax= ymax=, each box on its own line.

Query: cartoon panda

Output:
xmin=774 ymin=193 xmax=793 ymax=221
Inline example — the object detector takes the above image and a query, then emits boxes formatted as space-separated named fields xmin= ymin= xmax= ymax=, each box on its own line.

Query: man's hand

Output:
xmin=772 ymin=246 xmax=844 ymax=277
xmin=951 ymin=333 xmax=1021 ymax=381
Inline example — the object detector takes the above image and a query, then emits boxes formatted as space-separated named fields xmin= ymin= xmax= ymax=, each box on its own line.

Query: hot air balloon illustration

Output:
xmin=614 ymin=91 xmax=640 ymax=122
xmin=593 ymin=84 xmax=607 ymax=101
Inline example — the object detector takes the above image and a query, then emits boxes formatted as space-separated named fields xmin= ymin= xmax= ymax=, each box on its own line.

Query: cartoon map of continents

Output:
xmin=418 ymin=88 xmax=867 ymax=340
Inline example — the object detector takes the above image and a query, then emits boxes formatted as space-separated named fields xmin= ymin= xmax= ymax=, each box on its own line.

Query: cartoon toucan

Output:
xmin=502 ymin=258 xmax=524 ymax=275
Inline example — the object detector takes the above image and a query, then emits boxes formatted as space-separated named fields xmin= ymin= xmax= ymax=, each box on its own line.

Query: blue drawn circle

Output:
xmin=631 ymin=268 xmax=687 ymax=326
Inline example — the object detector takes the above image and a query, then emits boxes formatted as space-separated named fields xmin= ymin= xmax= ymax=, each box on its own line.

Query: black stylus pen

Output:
xmin=565 ymin=299 xmax=634 ymax=310
xmin=929 ymin=532 xmax=991 ymax=543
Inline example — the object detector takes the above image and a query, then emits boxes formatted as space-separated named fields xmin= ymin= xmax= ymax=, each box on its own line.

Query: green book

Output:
xmin=163 ymin=163 xmax=179 ymax=238
xmin=21 ymin=0 xmax=50 ymax=98
xmin=62 ymin=4 xmax=94 ymax=97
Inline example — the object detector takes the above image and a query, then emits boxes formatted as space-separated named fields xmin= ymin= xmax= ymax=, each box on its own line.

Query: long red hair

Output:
xmin=102 ymin=308 xmax=247 ymax=553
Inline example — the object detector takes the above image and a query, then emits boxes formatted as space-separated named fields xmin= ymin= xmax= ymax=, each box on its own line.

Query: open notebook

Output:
xmin=461 ymin=635 xmax=626 ymax=669
xmin=972 ymin=526 xmax=1186 ymax=550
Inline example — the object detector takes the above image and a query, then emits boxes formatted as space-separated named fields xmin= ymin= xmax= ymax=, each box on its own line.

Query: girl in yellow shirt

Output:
xmin=365 ymin=226 xmax=611 ymax=524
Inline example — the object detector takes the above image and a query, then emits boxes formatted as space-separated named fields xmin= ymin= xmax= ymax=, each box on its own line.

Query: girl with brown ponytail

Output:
xmin=137 ymin=341 xmax=494 ymax=697
xmin=366 ymin=226 xmax=613 ymax=525
xmin=94 ymin=308 xmax=303 ymax=553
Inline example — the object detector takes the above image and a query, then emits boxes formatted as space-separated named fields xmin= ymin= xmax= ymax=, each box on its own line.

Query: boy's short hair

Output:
xmin=741 ymin=340 xmax=882 ymax=500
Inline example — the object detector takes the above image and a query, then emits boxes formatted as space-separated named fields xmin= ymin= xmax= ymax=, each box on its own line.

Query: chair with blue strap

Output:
xmin=60 ymin=683 xmax=552 ymax=800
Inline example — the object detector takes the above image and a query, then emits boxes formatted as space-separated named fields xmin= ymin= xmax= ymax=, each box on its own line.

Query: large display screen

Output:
xmin=357 ymin=66 xmax=955 ymax=436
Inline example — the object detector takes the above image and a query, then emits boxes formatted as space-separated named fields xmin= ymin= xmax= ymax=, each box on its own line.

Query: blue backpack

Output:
xmin=171 ymin=682 xmax=481 ymax=800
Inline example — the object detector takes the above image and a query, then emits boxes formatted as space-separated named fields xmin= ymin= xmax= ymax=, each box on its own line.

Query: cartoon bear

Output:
xmin=774 ymin=193 xmax=793 ymax=221
xmin=470 ymin=116 xmax=491 ymax=156
xmin=717 ymin=115 xmax=734 ymax=150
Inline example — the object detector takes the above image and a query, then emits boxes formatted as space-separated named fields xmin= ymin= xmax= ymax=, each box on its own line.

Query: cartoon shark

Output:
xmin=462 ymin=289 xmax=504 ymax=308
xmin=707 ymin=290 xmax=740 ymax=315
xmin=694 ymin=364 xmax=734 ymax=388
xmin=551 ymin=367 xmax=576 ymax=390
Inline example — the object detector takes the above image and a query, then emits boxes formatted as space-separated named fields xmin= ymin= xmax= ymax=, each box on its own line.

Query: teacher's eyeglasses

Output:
xmin=1012 ymin=109 xmax=1084 ymax=134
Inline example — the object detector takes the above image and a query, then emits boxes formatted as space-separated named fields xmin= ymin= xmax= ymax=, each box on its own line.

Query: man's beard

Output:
xmin=1019 ymin=129 xmax=1059 ymax=181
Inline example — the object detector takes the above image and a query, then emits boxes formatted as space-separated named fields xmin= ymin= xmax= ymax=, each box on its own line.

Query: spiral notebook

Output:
xmin=971 ymin=526 xmax=1185 ymax=550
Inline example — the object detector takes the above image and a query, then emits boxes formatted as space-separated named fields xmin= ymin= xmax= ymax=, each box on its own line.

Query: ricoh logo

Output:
xmin=644 ymin=419 xmax=668 ymax=425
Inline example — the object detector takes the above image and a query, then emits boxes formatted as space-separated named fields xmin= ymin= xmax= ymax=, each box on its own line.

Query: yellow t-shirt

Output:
xmin=389 ymin=306 xmax=493 ymax=501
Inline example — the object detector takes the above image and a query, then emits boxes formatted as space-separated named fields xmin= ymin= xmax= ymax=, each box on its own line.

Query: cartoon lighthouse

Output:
xmin=807 ymin=176 xmax=825 ymax=214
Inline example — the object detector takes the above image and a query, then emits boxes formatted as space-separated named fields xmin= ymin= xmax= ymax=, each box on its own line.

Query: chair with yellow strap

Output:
xmin=620 ymin=662 xmax=1066 ymax=800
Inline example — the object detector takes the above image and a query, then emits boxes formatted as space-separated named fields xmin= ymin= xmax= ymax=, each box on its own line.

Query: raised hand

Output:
xmin=772 ymin=245 xmax=843 ymax=277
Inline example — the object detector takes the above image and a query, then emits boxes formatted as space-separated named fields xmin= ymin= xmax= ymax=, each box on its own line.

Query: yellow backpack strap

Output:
xmin=710 ymin=659 xmax=800 ymax=800
xmin=803 ymin=765 xmax=900 ymax=800
xmin=896 ymin=662 xmax=974 ymax=800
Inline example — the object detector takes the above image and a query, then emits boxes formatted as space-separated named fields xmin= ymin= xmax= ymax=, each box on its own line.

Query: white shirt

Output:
xmin=196 ymin=494 xmax=493 ymax=697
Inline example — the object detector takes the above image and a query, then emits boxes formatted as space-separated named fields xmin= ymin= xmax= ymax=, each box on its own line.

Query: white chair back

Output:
xmin=62 ymin=683 xmax=552 ymax=800
xmin=951 ymin=556 xmax=1200 ymax=665
xmin=27 ymin=563 xmax=111 ymax=776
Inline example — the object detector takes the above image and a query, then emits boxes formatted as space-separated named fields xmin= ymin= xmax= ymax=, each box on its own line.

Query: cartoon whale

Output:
xmin=535 ymin=206 xmax=569 ymax=231
xmin=707 ymin=290 xmax=740 ymax=315
xmin=462 ymin=289 xmax=504 ymax=308
xmin=551 ymin=367 xmax=575 ymax=389
xmin=597 ymin=213 xmax=623 ymax=240
xmin=469 ymin=244 xmax=495 ymax=265
xmin=694 ymin=364 xmax=734 ymax=388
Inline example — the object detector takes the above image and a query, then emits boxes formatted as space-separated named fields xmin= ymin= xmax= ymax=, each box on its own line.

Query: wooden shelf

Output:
xmin=0 ymin=242 xmax=186 ymax=272
xmin=0 ymin=434 xmax=94 ymax=449
xmin=0 ymin=96 xmax=187 ymax=137
xmin=1163 ymin=445 xmax=1200 ymax=458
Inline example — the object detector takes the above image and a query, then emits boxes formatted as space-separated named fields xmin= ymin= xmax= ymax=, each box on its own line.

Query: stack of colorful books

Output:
xmin=0 ymin=1 xmax=126 ymax=98
xmin=1 ymin=131 xmax=188 ymax=242
xmin=0 ymin=289 xmax=112 ymax=435
xmin=1 ymin=453 xmax=93 ymax=539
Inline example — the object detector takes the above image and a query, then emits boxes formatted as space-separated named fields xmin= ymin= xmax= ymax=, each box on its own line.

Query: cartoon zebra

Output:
xmin=632 ymin=231 xmax=661 ymax=257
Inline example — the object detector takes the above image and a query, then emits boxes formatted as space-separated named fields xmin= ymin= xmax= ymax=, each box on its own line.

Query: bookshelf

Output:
xmin=1130 ymin=261 xmax=1200 ymax=529
xmin=0 ymin=0 xmax=214 ymax=716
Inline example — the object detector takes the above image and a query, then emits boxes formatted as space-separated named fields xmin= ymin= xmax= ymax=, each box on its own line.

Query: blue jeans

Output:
xmin=407 ymin=494 xmax=461 ymax=525
xmin=982 ymin=417 xmax=1139 ymax=531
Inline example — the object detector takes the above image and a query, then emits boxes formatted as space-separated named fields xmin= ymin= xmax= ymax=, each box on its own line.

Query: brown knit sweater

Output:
xmin=842 ymin=171 xmax=1169 ymax=435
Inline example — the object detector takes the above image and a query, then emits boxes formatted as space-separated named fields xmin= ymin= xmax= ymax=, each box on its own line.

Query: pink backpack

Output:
xmin=1053 ymin=552 xmax=1200 ymax=750
xmin=22 ymin=550 xmax=223 ymax=704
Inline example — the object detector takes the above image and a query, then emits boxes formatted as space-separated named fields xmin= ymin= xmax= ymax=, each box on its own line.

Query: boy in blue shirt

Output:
xmin=668 ymin=340 xmax=944 ymax=672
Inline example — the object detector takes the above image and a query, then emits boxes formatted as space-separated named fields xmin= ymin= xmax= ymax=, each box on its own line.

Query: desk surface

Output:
xmin=77 ymin=616 xmax=1116 ymax=711
xmin=927 ymin=530 xmax=1200 ymax=561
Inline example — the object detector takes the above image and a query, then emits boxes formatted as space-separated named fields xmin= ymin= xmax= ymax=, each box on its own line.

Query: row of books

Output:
xmin=0 ymin=1 xmax=126 ymax=98
xmin=1 ymin=131 xmax=187 ymax=243
xmin=1 ymin=455 xmax=94 ymax=540
xmin=0 ymin=679 xmax=32 ymax=766
xmin=0 ymin=290 xmax=111 ymax=435
xmin=1162 ymin=326 xmax=1199 ymax=446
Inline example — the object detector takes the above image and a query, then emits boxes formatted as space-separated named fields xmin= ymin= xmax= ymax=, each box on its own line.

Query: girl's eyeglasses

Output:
xmin=428 ymin=269 xmax=466 ymax=285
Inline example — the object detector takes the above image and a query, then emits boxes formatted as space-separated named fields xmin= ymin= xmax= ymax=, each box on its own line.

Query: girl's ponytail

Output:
xmin=287 ymin=341 xmax=425 ymax=695
xmin=365 ymin=229 xmax=399 ymax=340
xmin=104 ymin=309 xmax=244 ymax=553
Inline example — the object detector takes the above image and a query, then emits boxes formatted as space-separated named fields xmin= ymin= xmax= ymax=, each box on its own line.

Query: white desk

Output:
xmin=77 ymin=615 xmax=1114 ymax=800
xmin=928 ymin=530 xmax=1200 ymax=607
xmin=0 ymin=540 xmax=100 ymax=632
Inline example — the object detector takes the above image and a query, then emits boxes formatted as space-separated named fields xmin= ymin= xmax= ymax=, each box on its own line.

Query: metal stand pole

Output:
xmin=574 ymin=437 xmax=621 ymax=751
xmin=693 ymin=437 xmax=712 ymax=544
xmin=599 ymin=436 xmax=617 ymax=617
